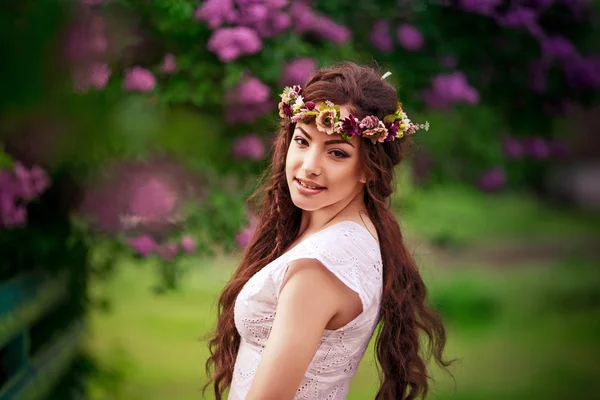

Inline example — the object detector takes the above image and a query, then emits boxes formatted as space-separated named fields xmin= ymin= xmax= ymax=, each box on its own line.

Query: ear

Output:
xmin=359 ymin=176 xmax=367 ymax=184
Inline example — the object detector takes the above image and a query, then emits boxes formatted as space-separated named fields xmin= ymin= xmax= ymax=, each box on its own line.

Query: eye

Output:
xmin=330 ymin=149 xmax=349 ymax=159
xmin=293 ymin=136 xmax=308 ymax=146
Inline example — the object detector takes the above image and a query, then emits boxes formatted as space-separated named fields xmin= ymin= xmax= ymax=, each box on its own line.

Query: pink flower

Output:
xmin=235 ymin=225 xmax=256 ymax=248
xmin=233 ymin=134 xmax=267 ymax=161
xmin=161 ymin=53 xmax=177 ymax=74
xmin=127 ymin=234 xmax=157 ymax=257
xmin=156 ymin=242 xmax=179 ymax=260
xmin=227 ymin=76 xmax=271 ymax=105
xmin=207 ymin=27 xmax=262 ymax=62
xmin=478 ymin=167 xmax=506 ymax=192
xmin=370 ymin=20 xmax=394 ymax=53
xmin=128 ymin=178 xmax=178 ymax=222
xmin=397 ymin=24 xmax=424 ymax=51
xmin=280 ymin=57 xmax=317 ymax=87
xmin=123 ymin=66 xmax=156 ymax=92
xmin=180 ymin=235 xmax=197 ymax=254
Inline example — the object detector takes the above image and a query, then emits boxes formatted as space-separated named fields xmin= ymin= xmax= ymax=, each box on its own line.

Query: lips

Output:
xmin=295 ymin=178 xmax=325 ymax=190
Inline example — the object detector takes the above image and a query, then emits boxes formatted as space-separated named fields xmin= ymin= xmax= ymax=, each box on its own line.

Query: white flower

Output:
xmin=292 ymin=95 xmax=305 ymax=113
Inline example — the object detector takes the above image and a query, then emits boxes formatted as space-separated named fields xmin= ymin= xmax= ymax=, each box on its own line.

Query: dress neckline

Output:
xmin=280 ymin=220 xmax=379 ymax=260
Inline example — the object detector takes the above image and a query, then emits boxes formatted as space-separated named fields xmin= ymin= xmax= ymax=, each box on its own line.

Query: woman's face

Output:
xmin=285 ymin=105 xmax=366 ymax=212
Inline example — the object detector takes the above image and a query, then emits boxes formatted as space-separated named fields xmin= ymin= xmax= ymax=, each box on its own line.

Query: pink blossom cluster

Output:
xmin=369 ymin=21 xmax=425 ymax=53
xmin=421 ymin=72 xmax=480 ymax=109
xmin=235 ymin=211 xmax=258 ymax=249
xmin=127 ymin=234 xmax=197 ymax=260
xmin=197 ymin=0 xmax=289 ymax=62
xmin=502 ymin=136 xmax=569 ymax=160
xmin=457 ymin=0 xmax=599 ymax=92
xmin=478 ymin=166 xmax=506 ymax=193
xmin=289 ymin=2 xmax=351 ymax=45
xmin=78 ymin=158 xmax=204 ymax=234
xmin=0 ymin=162 xmax=50 ymax=229
xmin=225 ymin=75 xmax=274 ymax=124
xmin=279 ymin=57 xmax=317 ymax=87
xmin=68 ymin=12 xmax=111 ymax=92
xmin=196 ymin=0 xmax=351 ymax=62
xmin=233 ymin=134 xmax=267 ymax=161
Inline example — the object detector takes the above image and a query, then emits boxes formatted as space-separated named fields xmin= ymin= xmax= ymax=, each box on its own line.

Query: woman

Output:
xmin=204 ymin=62 xmax=453 ymax=400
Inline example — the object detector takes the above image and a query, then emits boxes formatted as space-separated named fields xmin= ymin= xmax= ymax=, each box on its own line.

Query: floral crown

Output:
xmin=277 ymin=85 xmax=429 ymax=144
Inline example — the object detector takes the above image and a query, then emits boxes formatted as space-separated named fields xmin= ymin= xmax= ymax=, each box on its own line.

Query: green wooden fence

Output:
xmin=0 ymin=272 xmax=83 ymax=400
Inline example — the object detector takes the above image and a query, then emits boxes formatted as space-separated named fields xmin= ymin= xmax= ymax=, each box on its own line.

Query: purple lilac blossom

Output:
xmin=194 ymin=0 xmax=238 ymax=29
xmin=233 ymin=134 xmax=267 ymax=161
xmin=127 ymin=234 xmax=157 ymax=257
xmin=396 ymin=24 xmax=424 ymax=51
xmin=495 ymin=6 xmax=542 ymax=37
xmin=541 ymin=36 xmax=578 ymax=64
xmin=161 ymin=53 xmax=177 ymax=74
xmin=156 ymin=242 xmax=179 ymax=260
xmin=0 ymin=163 xmax=50 ymax=229
xmin=289 ymin=3 xmax=350 ymax=45
xmin=128 ymin=178 xmax=178 ymax=222
xmin=502 ymin=137 xmax=525 ymax=159
xmin=180 ymin=235 xmax=197 ymax=254
xmin=421 ymin=72 xmax=479 ymax=109
xmin=459 ymin=0 xmax=502 ymax=15
xmin=226 ymin=76 xmax=271 ymax=105
xmin=123 ymin=66 xmax=156 ymax=92
xmin=478 ymin=167 xmax=506 ymax=192
xmin=370 ymin=20 xmax=394 ymax=53
xmin=207 ymin=27 xmax=262 ymax=62
xmin=526 ymin=137 xmax=551 ymax=159
xmin=564 ymin=56 xmax=600 ymax=90
xmin=280 ymin=57 xmax=317 ymax=87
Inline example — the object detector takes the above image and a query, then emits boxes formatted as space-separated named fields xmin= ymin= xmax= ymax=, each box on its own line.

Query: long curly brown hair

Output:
xmin=203 ymin=62 xmax=454 ymax=400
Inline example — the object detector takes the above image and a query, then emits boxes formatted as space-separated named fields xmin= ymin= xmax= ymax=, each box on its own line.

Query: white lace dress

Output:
xmin=229 ymin=221 xmax=383 ymax=400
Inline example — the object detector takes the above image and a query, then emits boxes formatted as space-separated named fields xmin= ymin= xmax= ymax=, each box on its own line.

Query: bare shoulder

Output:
xmin=281 ymin=258 xmax=348 ymax=300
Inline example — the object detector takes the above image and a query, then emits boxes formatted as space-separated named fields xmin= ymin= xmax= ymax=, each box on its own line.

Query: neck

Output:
xmin=298 ymin=188 xmax=365 ymax=235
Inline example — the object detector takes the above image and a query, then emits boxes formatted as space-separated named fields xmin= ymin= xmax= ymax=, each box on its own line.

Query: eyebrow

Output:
xmin=296 ymin=126 xmax=355 ymax=148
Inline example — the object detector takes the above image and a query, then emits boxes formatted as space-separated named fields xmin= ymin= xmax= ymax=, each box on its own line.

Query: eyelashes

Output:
xmin=293 ymin=137 xmax=349 ymax=159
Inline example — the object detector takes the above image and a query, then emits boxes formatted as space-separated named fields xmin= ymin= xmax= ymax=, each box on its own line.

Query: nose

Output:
xmin=301 ymin=147 xmax=322 ymax=176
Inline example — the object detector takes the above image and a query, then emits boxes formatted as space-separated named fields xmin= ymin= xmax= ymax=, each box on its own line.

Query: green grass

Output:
xmin=83 ymin=184 xmax=600 ymax=399
xmin=84 ymin=254 xmax=600 ymax=400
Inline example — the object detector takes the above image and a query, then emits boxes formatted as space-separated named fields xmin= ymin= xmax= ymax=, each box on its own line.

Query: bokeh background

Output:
xmin=1 ymin=0 xmax=599 ymax=399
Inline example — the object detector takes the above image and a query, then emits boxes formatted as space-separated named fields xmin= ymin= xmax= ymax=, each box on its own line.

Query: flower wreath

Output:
xmin=278 ymin=85 xmax=429 ymax=144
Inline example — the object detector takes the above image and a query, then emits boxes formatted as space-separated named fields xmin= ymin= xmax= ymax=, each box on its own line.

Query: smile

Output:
xmin=294 ymin=178 xmax=326 ymax=195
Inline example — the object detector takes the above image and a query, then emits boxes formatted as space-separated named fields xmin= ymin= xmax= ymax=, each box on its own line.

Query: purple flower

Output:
xmin=396 ymin=24 xmax=424 ymax=51
xmin=384 ymin=121 xmax=400 ymax=141
xmin=161 ymin=53 xmax=177 ymax=74
xmin=502 ymin=137 xmax=525 ymax=159
xmin=422 ymin=71 xmax=479 ymax=109
xmin=194 ymin=0 xmax=238 ymax=29
xmin=180 ymin=235 xmax=197 ymax=254
xmin=370 ymin=20 xmax=394 ymax=53
xmin=235 ymin=225 xmax=256 ymax=248
xmin=226 ymin=75 xmax=271 ymax=105
xmin=156 ymin=242 xmax=179 ymax=260
xmin=564 ymin=56 xmax=600 ymax=90
xmin=541 ymin=36 xmax=578 ymax=65
xmin=13 ymin=162 xmax=50 ymax=201
xmin=233 ymin=134 xmax=267 ymax=161
xmin=227 ymin=100 xmax=275 ymax=124
xmin=74 ymin=63 xmax=111 ymax=92
xmin=128 ymin=178 xmax=178 ymax=222
xmin=478 ymin=167 xmax=506 ymax=192
xmin=459 ymin=0 xmax=502 ymax=15
xmin=495 ymin=6 xmax=541 ymax=37
xmin=123 ymin=66 xmax=156 ymax=92
xmin=341 ymin=115 xmax=362 ymax=137
xmin=526 ymin=137 xmax=551 ymax=159
xmin=289 ymin=3 xmax=350 ymax=45
xmin=280 ymin=57 xmax=317 ymax=87
xmin=127 ymin=234 xmax=157 ymax=257
xmin=207 ymin=27 xmax=262 ymax=62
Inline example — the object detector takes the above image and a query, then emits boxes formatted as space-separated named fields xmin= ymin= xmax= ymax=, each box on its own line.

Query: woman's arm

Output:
xmin=244 ymin=258 xmax=356 ymax=400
